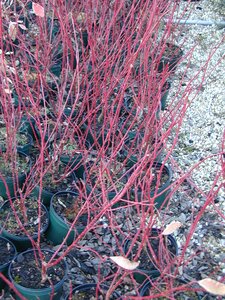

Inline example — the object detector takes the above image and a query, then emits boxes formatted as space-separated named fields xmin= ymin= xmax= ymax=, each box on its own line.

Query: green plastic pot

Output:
xmin=31 ymin=185 xmax=55 ymax=207
xmin=0 ymin=199 xmax=49 ymax=251
xmin=0 ymin=151 xmax=31 ymax=199
xmin=131 ymin=162 xmax=172 ymax=210
xmin=8 ymin=249 xmax=68 ymax=300
xmin=0 ymin=237 xmax=17 ymax=291
xmin=62 ymin=107 xmax=78 ymax=121
xmin=46 ymin=191 xmax=87 ymax=245
xmin=124 ymin=229 xmax=178 ymax=284
xmin=60 ymin=152 xmax=83 ymax=174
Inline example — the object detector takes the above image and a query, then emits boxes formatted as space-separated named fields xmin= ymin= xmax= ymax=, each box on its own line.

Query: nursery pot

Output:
xmin=31 ymin=185 xmax=54 ymax=207
xmin=158 ymin=43 xmax=183 ymax=73
xmin=124 ymin=229 xmax=178 ymax=283
xmin=83 ymin=158 xmax=129 ymax=207
xmin=139 ymin=278 xmax=201 ymax=299
xmin=34 ymin=121 xmax=58 ymax=144
xmin=160 ymin=81 xmax=171 ymax=111
xmin=31 ymin=165 xmax=76 ymax=207
xmin=131 ymin=162 xmax=172 ymax=210
xmin=46 ymin=191 xmax=87 ymax=246
xmin=19 ymin=115 xmax=37 ymax=140
xmin=81 ymin=118 xmax=112 ymax=150
xmin=59 ymin=138 xmax=91 ymax=179
xmin=0 ymin=128 xmax=33 ymax=155
xmin=65 ymin=283 xmax=120 ymax=300
xmin=0 ymin=198 xmax=49 ymax=251
xmin=16 ymin=132 xmax=33 ymax=155
xmin=0 ymin=151 xmax=31 ymax=199
xmin=60 ymin=152 xmax=83 ymax=178
xmin=0 ymin=236 xmax=17 ymax=291
xmin=8 ymin=249 xmax=68 ymax=300
xmin=120 ymin=132 xmax=163 ymax=169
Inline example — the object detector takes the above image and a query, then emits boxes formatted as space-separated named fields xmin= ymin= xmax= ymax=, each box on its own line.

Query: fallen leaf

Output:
xmin=32 ymin=2 xmax=44 ymax=18
xmin=18 ymin=24 xmax=28 ymax=30
xmin=76 ymin=12 xmax=86 ymax=23
xmin=198 ymin=278 xmax=225 ymax=296
xmin=8 ymin=22 xmax=17 ymax=41
xmin=4 ymin=88 xmax=12 ymax=94
xmin=162 ymin=221 xmax=182 ymax=235
xmin=110 ymin=256 xmax=140 ymax=270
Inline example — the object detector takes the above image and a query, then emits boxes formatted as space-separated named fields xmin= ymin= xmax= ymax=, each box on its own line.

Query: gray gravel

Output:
xmin=161 ymin=0 xmax=225 ymax=296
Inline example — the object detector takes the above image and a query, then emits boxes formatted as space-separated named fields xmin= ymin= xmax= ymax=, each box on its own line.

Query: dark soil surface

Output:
xmin=0 ymin=152 xmax=30 ymax=177
xmin=0 ymin=197 xmax=48 ymax=236
xmin=143 ymin=279 xmax=200 ymax=299
xmin=52 ymin=192 xmax=87 ymax=225
xmin=132 ymin=163 xmax=170 ymax=192
xmin=69 ymin=286 xmax=118 ymax=300
xmin=0 ymin=237 xmax=16 ymax=266
xmin=10 ymin=250 xmax=66 ymax=289
xmin=0 ymin=128 xmax=30 ymax=147
xmin=84 ymin=159 xmax=127 ymax=195
xmin=126 ymin=229 xmax=177 ymax=272
xmin=38 ymin=161 xmax=75 ymax=193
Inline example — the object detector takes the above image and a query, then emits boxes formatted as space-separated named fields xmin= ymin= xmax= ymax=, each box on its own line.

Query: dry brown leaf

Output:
xmin=198 ymin=278 xmax=225 ymax=296
xmin=18 ymin=24 xmax=28 ymax=31
xmin=8 ymin=22 xmax=17 ymax=41
xmin=32 ymin=2 xmax=44 ymax=18
xmin=162 ymin=221 xmax=182 ymax=235
xmin=4 ymin=89 xmax=12 ymax=94
xmin=76 ymin=12 xmax=86 ymax=23
xmin=110 ymin=256 xmax=140 ymax=270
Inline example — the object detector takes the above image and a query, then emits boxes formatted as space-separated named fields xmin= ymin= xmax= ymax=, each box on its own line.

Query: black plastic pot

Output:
xmin=0 ymin=198 xmax=49 ymax=251
xmin=119 ymin=132 xmax=163 ymax=169
xmin=82 ymin=122 xmax=112 ymax=150
xmin=49 ymin=43 xmax=77 ymax=77
xmin=139 ymin=278 xmax=201 ymax=299
xmin=0 ymin=237 xmax=17 ymax=291
xmin=34 ymin=120 xmax=59 ymax=144
xmin=82 ymin=158 xmax=129 ymax=205
xmin=8 ymin=249 xmax=68 ymax=300
xmin=160 ymin=81 xmax=171 ymax=111
xmin=158 ymin=43 xmax=183 ymax=73
xmin=16 ymin=132 xmax=33 ymax=155
xmin=46 ymin=190 xmax=87 ymax=245
xmin=124 ymin=228 xmax=178 ymax=283
xmin=19 ymin=115 xmax=37 ymax=140
xmin=65 ymin=283 xmax=120 ymax=300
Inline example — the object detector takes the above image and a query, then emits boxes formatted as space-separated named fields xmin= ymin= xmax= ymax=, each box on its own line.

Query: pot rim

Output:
xmin=8 ymin=248 xmax=68 ymax=292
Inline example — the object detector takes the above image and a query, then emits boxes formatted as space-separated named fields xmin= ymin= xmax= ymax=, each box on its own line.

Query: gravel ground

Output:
xmin=161 ymin=0 xmax=225 ymax=298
